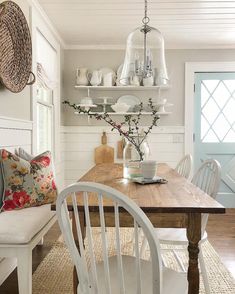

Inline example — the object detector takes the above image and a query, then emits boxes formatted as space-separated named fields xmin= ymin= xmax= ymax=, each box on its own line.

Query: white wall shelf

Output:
xmin=74 ymin=85 xmax=171 ymax=91
xmin=73 ymin=85 xmax=172 ymax=117
xmin=74 ymin=111 xmax=172 ymax=116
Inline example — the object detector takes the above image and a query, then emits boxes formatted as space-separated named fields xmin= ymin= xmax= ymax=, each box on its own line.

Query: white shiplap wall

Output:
xmin=62 ymin=126 xmax=185 ymax=186
xmin=0 ymin=116 xmax=33 ymax=154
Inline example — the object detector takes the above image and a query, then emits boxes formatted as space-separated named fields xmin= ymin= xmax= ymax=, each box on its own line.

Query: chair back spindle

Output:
xmin=175 ymin=154 xmax=193 ymax=179
xmin=56 ymin=182 xmax=163 ymax=294
xmin=192 ymin=159 xmax=221 ymax=235
xmin=114 ymin=203 xmax=125 ymax=293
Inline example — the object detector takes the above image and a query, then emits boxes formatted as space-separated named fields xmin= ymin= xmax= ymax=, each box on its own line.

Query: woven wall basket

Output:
xmin=0 ymin=1 xmax=35 ymax=93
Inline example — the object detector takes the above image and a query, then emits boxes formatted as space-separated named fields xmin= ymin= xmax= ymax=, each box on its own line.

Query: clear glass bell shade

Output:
xmin=120 ymin=25 xmax=169 ymax=86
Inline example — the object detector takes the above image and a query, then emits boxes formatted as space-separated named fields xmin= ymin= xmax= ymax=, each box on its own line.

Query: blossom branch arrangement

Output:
xmin=63 ymin=98 xmax=160 ymax=161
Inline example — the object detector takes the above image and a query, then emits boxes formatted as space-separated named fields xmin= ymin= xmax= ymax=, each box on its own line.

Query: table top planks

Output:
xmin=70 ymin=163 xmax=225 ymax=214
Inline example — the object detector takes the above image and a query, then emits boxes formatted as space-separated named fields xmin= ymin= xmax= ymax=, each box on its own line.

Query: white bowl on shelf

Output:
xmin=80 ymin=97 xmax=93 ymax=105
xmin=76 ymin=104 xmax=97 ymax=111
xmin=111 ymin=103 xmax=130 ymax=113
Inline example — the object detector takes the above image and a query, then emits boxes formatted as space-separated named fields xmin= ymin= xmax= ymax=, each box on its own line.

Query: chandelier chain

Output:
xmin=142 ymin=0 xmax=150 ymax=25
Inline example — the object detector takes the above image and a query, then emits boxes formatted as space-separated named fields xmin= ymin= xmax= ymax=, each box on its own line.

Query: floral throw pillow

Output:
xmin=0 ymin=150 xmax=57 ymax=211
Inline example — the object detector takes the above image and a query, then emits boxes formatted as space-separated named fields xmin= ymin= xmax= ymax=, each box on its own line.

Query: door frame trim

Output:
xmin=185 ymin=62 xmax=235 ymax=161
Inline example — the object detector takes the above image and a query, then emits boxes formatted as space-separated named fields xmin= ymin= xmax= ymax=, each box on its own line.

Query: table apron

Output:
xmin=89 ymin=212 xmax=188 ymax=228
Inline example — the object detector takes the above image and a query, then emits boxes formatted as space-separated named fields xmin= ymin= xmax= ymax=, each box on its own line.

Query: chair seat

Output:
xmin=79 ymin=255 xmax=187 ymax=294
xmin=0 ymin=205 xmax=56 ymax=244
xmin=155 ymin=228 xmax=208 ymax=244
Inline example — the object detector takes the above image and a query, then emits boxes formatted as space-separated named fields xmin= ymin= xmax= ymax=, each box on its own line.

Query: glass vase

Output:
xmin=123 ymin=136 xmax=150 ymax=179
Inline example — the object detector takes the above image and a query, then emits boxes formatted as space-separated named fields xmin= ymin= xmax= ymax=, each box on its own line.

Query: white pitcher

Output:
xmin=143 ymin=75 xmax=154 ymax=87
xmin=76 ymin=68 xmax=89 ymax=86
xmin=130 ymin=75 xmax=140 ymax=86
xmin=103 ymin=72 xmax=113 ymax=86
xmin=88 ymin=70 xmax=102 ymax=86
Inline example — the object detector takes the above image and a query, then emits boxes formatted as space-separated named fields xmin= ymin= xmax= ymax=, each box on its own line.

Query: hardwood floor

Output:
xmin=207 ymin=208 xmax=235 ymax=279
xmin=0 ymin=209 xmax=234 ymax=293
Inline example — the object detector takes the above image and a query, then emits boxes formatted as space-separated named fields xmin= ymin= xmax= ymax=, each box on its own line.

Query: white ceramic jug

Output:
xmin=130 ymin=75 xmax=140 ymax=86
xmin=76 ymin=68 xmax=89 ymax=86
xmin=143 ymin=75 xmax=154 ymax=87
xmin=88 ymin=70 xmax=102 ymax=86
xmin=103 ymin=72 xmax=113 ymax=86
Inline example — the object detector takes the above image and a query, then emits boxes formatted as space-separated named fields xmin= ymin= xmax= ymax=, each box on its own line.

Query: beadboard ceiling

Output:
xmin=38 ymin=0 xmax=235 ymax=49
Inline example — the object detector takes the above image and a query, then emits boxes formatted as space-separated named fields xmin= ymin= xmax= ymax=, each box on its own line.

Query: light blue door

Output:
xmin=194 ymin=72 xmax=235 ymax=207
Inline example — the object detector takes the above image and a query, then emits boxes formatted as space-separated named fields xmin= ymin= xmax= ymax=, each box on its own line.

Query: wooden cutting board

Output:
xmin=94 ymin=132 xmax=114 ymax=164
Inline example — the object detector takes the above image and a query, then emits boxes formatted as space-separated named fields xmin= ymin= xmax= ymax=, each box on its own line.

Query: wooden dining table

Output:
xmin=59 ymin=163 xmax=225 ymax=294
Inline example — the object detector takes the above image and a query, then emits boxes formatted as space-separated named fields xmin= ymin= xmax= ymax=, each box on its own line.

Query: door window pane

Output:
xmin=36 ymin=29 xmax=56 ymax=155
xmin=224 ymin=129 xmax=235 ymax=143
xmin=201 ymin=79 xmax=235 ymax=143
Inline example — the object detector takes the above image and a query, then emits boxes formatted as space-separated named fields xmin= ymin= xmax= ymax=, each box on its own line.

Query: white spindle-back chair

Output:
xmin=56 ymin=182 xmax=187 ymax=294
xmin=192 ymin=159 xmax=221 ymax=236
xmin=145 ymin=159 xmax=221 ymax=294
xmin=175 ymin=154 xmax=193 ymax=179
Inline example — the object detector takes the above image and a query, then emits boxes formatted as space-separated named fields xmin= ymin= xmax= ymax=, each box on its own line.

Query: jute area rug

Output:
xmin=32 ymin=228 xmax=235 ymax=294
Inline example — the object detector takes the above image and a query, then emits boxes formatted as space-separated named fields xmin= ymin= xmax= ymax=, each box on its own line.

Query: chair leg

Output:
xmin=17 ymin=248 xmax=32 ymax=294
xmin=199 ymin=246 xmax=210 ymax=294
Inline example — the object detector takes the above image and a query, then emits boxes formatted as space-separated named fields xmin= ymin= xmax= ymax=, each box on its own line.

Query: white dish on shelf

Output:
xmin=117 ymin=95 xmax=140 ymax=111
xmin=156 ymin=102 xmax=173 ymax=113
xmin=80 ymin=97 xmax=94 ymax=105
xmin=76 ymin=104 xmax=97 ymax=111
xmin=111 ymin=102 xmax=130 ymax=113
xmin=77 ymin=104 xmax=97 ymax=107
xmin=99 ymin=68 xmax=116 ymax=86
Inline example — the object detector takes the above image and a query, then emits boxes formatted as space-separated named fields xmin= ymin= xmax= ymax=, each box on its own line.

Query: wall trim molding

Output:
xmin=61 ymin=125 xmax=185 ymax=134
xmin=0 ymin=116 xmax=33 ymax=130
xmin=185 ymin=61 xmax=235 ymax=157
xmin=64 ymin=44 xmax=235 ymax=51
xmin=64 ymin=44 xmax=126 ymax=50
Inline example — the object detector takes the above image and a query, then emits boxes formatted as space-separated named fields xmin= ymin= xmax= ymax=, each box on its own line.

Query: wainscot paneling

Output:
xmin=0 ymin=116 xmax=33 ymax=153
xmin=62 ymin=126 xmax=185 ymax=187
xmin=57 ymin=130 xmax=65 ymax=191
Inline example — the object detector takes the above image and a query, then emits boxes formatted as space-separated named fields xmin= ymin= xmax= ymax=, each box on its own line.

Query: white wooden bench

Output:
xmin=0 ymin=157 xmax=57 ymax=294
